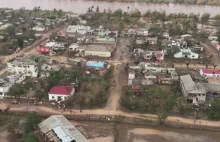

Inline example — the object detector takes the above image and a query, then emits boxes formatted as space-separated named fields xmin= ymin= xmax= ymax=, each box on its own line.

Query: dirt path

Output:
xmin=201 ymin=42 xmax=220 ymax=65
xmin=104 ymin=39 xmax=129 ymax=111
xmin=1 ymin=101 xmax=220 ymax=128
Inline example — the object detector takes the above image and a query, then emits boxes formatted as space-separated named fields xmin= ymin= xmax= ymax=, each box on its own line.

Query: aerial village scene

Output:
xmin=1 ymin=0 xmax=220 ymax=142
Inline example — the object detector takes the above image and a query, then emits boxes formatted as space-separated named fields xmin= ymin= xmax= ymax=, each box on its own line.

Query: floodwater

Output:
xmin=116 ymin=123 xmax=220 ymax=142
xmin=1 ymin=0 xmax=220 ymax=16
xmin=71 ymin=121 xmax=220 ymax=142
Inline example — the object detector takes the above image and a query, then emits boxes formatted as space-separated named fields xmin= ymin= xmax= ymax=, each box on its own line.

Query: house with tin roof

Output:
xmin=48 ymin=86 xmax=75 ymax=101
xmin=38 ymin=115 xmax=88 ymax=142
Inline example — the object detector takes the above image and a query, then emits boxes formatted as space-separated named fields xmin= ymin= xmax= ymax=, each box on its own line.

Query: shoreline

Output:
xmin=83 ymin=0 xmax=220 ymax=6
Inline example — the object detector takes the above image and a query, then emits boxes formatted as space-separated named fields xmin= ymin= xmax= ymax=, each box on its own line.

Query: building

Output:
xmin=7 ymin=57 xmax=39 ymax=77
xmin=180 ymin=74 xmax=206 ymax=104
xmin=174 ymin=48 xmax=199 ymax=59
xmin=200 ymin=69 xmax=220 ymax=77
xmin=76 ymin=45 xmax=114 ymax=58
xmin=211 ymin=41 xmax=220 ymax=51
xmin=38 ymin=46 xmax=50 ymax=54
xmin=69 ymin=43 xmax=80 ymax=51
xmin=48 ymin=86 xmax=75 ymax=101
xmin=147 ymin=37 xmax=157 ymax=45
xmin=207 ymin=77 xmax=220 ymax=84
xmin=38 ymin=115 xmax=88 ymax=142
xmin=96 ymin=36 xmax=116 ymax=43
xmin=66 ymin=25 xmax=92 ymax=34
xmin=86 ymin=61 xmax=105 ymax=70
xmin=143 ymin=50 xmax=165 ymax=62
xmin=0 ymin=73 xmax=26 ymax=99
xmin=0 ymin=23 xmax=12 ymax=30
xmin=139 ymin=62 xmax=175 ymax=73
xmin=32 ymin=25 xmax=46 ymax=32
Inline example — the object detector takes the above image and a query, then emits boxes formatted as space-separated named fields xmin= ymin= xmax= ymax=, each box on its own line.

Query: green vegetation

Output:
xmin=24 ymin=112 xmax=41 ymax=134
xmin=7 ymin=112 xmax=40 ymax=142
xmin=207 ymin=100 xmax=220 ymax=120
xmin=21 ymin=134 xmax=38 ymax=142
xmin=121 ymin=86 xmax=176 ymax=123
xmin=64 ymin=68 xmax=112 ymax=109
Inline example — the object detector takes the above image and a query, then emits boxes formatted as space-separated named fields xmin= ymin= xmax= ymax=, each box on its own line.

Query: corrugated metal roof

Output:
xmin=38 ymin=115 xmax=88 ymax=142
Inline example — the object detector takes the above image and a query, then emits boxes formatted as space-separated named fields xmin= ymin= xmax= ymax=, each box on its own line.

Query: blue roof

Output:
xmin=86 ymin=61 xmax=105 ymax=68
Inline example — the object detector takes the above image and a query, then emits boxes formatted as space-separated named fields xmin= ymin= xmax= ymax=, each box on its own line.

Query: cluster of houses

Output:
xmin=38 ymin=25 xmax=118 ymax=58
xmin=180 ymin=68 xmax=220 ymax=104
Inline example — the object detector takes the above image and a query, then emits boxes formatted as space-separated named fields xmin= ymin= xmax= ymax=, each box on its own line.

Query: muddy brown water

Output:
xmin=115 ymin=123 xmax=220 ymax=142
xmin=1 ymin=0 xmax=220 ymax=16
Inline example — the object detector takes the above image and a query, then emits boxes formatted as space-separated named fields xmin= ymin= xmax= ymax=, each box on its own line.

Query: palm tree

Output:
xmin=53 ymin=8 xmax=57 ymax=13
xmin=58 ymin=9 xmax=63 ymax=18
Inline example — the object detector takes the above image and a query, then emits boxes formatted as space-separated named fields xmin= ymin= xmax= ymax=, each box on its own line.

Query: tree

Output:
xmin=130 ymin=9 xmax=141 ymax=17
xmin=201 ymin=13 xmax=210 ymax=27
xmin=24 ymin=112 xmax=41 ymax=134
xmin=113 ymin=9 xmax=122 ymax=17
xmin=58 ymin=9 xmax=63 ymax=18
xmin=157 ymin=111 xmax=168 ymax=124
xmin=21 ymin=134 xmax=38 ymax=142
xmin=96 ymin=6 xmax=99 ymax=13
xmin=6 ymin=26 xmax=16 ymax=38
xmin=8 ymin=84 xmax=25 ymax=99
xmin=17 ymin=38 xmax=24 ymax=48
xmin=207 ymin=100 xmax=220 ymax=120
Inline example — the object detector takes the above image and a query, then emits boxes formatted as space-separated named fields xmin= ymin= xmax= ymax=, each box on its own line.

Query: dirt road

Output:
xmin=201 ymin=42 xmax=220 ymax=65
xmin=104 ymin=39 xmax=130 ymax=110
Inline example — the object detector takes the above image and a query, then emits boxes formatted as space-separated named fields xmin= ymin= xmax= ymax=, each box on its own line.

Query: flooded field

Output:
xmin=116 ymin=124 xmax=220 ymax=142
xmin=71 ymin=121 xmax=220 ymax=142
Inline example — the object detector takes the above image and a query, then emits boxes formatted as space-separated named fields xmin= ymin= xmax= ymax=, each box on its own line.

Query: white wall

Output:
xmin=7 ymin=63 xmax=38 ymax=77
xmin=84 ymin=51 xmax=111 ymax=58
xmin=48 ymin=88 xmax=75 ymax=101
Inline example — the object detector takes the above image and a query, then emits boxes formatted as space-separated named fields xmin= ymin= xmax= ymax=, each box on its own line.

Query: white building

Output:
xmin=200 ymin=69 xmax=220 ymax=78
xmin=69 ymin=43 xmax=80 ymax=51
xmin=180 ymin=74 xmax=206 ymax=104
xmin=32 ymin=25 xmax=46 ymax=32
xmin=174 ymin=48 xmax=199 ymax=59
xmin=139 ymin=62 xmax=175 ymax=73
xmin=66 ymin=25 xmax=91 ymax=34
xmin=0 ymin=74 xmax=26 ymax=99
xmin=7 ymin=58 xmax=39 ymax=77
xmin=48 ymin=86 xmax=75 ymax=101
xmin=76 ymin=45 xmax=114 ymax=58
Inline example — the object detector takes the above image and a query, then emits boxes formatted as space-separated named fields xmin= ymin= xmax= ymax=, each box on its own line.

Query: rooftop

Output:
xmin=200 ymin=69 xmax=220 ymax=75
xmin=180 ymin=74 xmax=206 ymax=94
xmin=48 ymin=86 xmax=73 ymax=95
xmin=86 ymin=61 xmax=105 ymax=68
xmin=8 ymin=55 xmax=48 ymax=66
xmin=38 ymin=115 xmax=88 ymax=142
xmin=79 ymin=44 xmax=114 ymax=52
xmin=207 ymin=77 xmax=220 ymax=84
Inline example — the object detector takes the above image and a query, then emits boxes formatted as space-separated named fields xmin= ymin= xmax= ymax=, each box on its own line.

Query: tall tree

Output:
xmin=201 ymin=13 xmax=210 ymax=27
xmin=24 ymin=112 xmax=41 ymax=134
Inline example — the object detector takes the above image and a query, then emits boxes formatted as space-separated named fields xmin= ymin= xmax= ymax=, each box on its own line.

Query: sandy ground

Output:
xmin=0 ymin=131 xmax=9 ymax=142
xmin=89 ymin=137 xmax=114 ymax=142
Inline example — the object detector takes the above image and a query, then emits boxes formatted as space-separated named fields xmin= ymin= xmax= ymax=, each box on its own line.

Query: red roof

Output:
xmin=201 ymin=69 xmax=220 ymax=74
xmin=156 ymin=53 xmax=163 ymax=57
xmin=38 ymin=46 xmax=50 ymax=53
xmin=48 ymin=86 xmax=73 ymax=95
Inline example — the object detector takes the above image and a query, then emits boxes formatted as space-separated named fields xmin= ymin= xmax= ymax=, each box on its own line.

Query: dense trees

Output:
xmin=7 ymin=113 xmax=40 ymax=142
xmin=207 ymin=101 xmax=220 ymax=120
xmin=200 ymin=13 xmax=210 ymax=27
